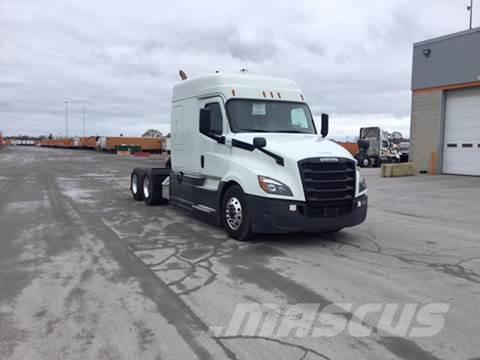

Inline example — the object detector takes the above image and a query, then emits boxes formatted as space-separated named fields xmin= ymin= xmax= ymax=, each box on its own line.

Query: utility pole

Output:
xmin=64 ymin=100 xmax=69 ymax=137
xmin=82 ymin=107 xmax=86 ymax=137
xmin=468 ymin=0 xmax=474 ymax=30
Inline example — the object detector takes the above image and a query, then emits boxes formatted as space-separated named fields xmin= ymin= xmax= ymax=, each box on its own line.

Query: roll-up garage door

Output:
xmin=443 ymin=87 xmax=480 ymax=176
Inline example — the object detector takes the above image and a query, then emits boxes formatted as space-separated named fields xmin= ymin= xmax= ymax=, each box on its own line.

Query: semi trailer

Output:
xmin=130 ymin=72 xmax=368 ymax=240
xmin=97 ymin=137 xmax=164 ymax=152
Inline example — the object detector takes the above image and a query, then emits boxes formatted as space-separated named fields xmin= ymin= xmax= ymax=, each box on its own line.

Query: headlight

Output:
xmin=258 ymin=176 xmax=293 ymax=196
xmin=358 ymin=168 xmax=367 ymax=193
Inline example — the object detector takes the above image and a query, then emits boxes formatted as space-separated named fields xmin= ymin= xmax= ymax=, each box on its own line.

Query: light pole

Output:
xmin=82 ymin=107 xmax=86 ymax=137
xmin=468 ymin=0 xmax=474 ymax=30
xmin=64 ymin=100 xmax=69 ymax=137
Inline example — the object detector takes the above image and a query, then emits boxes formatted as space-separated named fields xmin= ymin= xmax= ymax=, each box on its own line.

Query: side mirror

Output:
xmin=199 ymin=108 xmax=212 ymax=135
xmin=253 ymin=137 xmax=267 ymax=149
xmin=321 ymin=113 xmax=329 ymax=138
xmin=358 ymin=139 xmax=370 ymax=150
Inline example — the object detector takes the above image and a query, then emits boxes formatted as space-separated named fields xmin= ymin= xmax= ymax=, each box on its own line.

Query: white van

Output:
xmin=130 ymin=73 xmax=367 ymax=240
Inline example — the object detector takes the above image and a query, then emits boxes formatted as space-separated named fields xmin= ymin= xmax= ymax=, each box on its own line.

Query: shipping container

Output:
xmin=98 ymin=137 xmax=164 ymax=152
xmin=80 ymin=137 xmax=97 ymax=149
xmin=62 ymin=138 xmax=75 ymax=148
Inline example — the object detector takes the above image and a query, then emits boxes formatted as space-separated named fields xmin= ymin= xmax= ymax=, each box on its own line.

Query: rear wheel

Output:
xmin=142 ymin=169 xmax=167 ymax=206
xmin=130 ymin=168 xmax=145 ymax=201
xmin=221 ymin=185 xmax=254 ymax=241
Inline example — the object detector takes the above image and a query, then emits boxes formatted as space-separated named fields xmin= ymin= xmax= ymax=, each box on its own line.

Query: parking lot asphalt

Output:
xmin=0 ymin=146 xmax=479 ymax=360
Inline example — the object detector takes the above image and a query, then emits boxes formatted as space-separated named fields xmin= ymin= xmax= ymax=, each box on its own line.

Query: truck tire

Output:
xmin=142 ymin=169 xmax=167 ymax=206
xmin=359 ymin=157 xmax=370 ymax=168
xmin=221 ymin=185 xmax=254 ymax=241
xmin=130 ymin=168 xmax=145 ymax=201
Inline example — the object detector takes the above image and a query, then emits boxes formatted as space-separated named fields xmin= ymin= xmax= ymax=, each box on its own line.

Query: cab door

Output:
xmin=198 ymin=97 xmax=231 ymax=179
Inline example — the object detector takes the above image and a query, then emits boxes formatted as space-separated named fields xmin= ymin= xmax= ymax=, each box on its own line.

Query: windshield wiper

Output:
xmin=273 ymin=130 xmax=310 ymax=133
xmin=239 ymin=129 xmax=310 ymax=133
xmin=239 ymin=129 xmax=269 ymax=133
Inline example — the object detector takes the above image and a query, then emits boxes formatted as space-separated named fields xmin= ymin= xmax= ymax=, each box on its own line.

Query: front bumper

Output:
xmin=246 ymin=194 xmax=368 ymax=233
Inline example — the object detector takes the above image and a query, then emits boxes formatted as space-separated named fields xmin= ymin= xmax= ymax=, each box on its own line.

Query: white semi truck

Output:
xmin=130 ymin=72 xmax=368 ymax=240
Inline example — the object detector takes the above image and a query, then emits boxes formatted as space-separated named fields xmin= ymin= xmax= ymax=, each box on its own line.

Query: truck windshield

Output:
xmin=226 ymin=99 xmax=316 ymax=134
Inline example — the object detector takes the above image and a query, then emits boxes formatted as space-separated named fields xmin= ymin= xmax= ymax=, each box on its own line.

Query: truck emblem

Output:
xmin=320 ymin=157 xmax=339 ymax=162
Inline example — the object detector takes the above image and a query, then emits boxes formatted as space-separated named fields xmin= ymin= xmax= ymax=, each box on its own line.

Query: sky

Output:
xmin=0 ymin=0 xmax=477 ymax=140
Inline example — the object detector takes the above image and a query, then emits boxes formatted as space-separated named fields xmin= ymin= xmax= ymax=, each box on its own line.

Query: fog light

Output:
xmin=357 ymin=200 xmax=362 ymax=208
xmin=289 ymin=204 xmax=297 ymax=212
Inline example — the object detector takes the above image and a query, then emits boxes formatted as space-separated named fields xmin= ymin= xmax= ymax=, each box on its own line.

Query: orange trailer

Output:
xmin=62 ymin=138 xmax=75 ymax=148
xmin=99 ymin=137 xmax=164 ymax=152
xmin=80 ymin=137 xmax=97 ymax=149
xmin=336 ymin=141 xmax=359 ymax=156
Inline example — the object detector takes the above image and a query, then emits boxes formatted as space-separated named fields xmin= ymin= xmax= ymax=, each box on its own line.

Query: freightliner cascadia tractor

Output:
xmin=130 ymin=72 xmax=367 ymax=240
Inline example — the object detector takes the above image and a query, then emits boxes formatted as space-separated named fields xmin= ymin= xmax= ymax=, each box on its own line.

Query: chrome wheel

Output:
xmin=131 ymin=174 xmax=139 ymax=194
xmin=143 ymin=176 xmax=150 ymax=199
xmin=225 ymin=197 xmax=242 ymax=230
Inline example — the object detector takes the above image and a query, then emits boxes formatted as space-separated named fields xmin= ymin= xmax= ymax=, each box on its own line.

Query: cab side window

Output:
xmin=205 ymin=103 xmax=223 ymax=135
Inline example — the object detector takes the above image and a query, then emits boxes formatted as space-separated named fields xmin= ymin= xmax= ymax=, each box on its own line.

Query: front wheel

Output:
xmin=361 ymin=157 xmax=370 ymax=167
xmin=221 ymin=186 xmax=254 ymax=241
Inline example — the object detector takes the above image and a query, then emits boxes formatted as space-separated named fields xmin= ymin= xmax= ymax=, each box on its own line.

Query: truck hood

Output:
xmin=231 ymin=133 xmax=354 ymax=162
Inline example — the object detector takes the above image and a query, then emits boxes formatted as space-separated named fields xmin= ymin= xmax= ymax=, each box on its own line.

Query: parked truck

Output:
xmin=129 ymin=72 xmax=368 ymax=240
xmin=355 ymin=127 xmax=407 ymax=167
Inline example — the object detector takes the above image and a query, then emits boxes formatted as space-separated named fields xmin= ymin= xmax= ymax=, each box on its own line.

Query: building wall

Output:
xmin=412 ymin=28 xmax=480 ymax=90
xmin=410 ymin=90 xmax=444 ymax=173
xmin=410 ymin=27 xmax=480 ymax=174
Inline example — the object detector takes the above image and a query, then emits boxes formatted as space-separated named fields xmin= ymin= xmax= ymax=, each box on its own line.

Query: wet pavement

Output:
xmin=1 ymin=146 xmax=479 ymax=360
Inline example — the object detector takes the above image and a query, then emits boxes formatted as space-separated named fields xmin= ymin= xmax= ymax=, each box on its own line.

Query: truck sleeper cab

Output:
xmin=130 ymin=73 xmax=367 ymax=240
